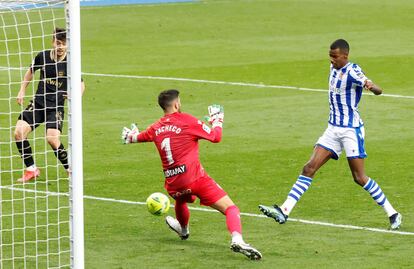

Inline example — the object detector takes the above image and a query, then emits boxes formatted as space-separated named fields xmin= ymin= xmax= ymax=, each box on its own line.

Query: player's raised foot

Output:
xmin=165 ymin=216 xmax=189 ymax=240
xmin=258 ymin=204 xmax=288 ymax=224
xmin=389 ymin=213 xmax=402 ymax=230
xmin=230 ymin=242 xmax=262 ymax=260
xmin=17 ymin=168 xmax=40 ymax=183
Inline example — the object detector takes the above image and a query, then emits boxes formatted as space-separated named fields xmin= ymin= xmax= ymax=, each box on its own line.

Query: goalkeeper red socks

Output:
xmin=175 ymin=199 xmax=190 ymax=228
xmin=225 ymin=205 xmax=242 ymax=235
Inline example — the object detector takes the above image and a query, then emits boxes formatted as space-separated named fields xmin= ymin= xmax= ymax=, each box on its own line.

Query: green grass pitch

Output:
xmin=3 ymin=0 xmax=414 ymax=268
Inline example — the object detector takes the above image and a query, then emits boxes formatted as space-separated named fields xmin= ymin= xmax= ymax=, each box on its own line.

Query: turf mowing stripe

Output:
xmin=79 ymin=0 xmax=196 ymax=7
xmin=82 ymin=72 xmax=414 ymax=100
xmin=1 ymin=66 xmax=413 ymax=99
xmin=1 ymin=185 xmax=412 ymax=236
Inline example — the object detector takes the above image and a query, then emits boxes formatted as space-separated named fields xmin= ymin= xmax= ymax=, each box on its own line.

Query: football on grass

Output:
xmin=146 ymin=192 xmax=170 ymax=216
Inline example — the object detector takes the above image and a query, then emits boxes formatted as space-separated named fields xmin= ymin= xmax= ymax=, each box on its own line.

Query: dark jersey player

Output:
xmin=122 ymin=89 xmax=262 ymax=260
xmin=14 ymin=28 xmax=85 ymax=182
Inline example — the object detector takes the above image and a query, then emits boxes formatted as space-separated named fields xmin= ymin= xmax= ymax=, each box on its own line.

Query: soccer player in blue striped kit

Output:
xmin=259 ymin=39 xmax=402 ymax=230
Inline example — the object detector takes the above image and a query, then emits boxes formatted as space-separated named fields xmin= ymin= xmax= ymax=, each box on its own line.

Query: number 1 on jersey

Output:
xmin=161 ymin=137 xmax=174 ymax=165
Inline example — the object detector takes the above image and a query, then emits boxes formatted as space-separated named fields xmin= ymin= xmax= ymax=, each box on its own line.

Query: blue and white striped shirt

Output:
xmin=328 ymin=62 xmax=368 ymax=128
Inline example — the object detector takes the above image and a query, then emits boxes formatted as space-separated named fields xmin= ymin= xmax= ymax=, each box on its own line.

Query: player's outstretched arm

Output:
xmin=206 ymin=104 xmax=224 ymax=128
xmin=364 ymin=80 xmax=382 ymax=95
xmin=121 ymin=123 xmax=140 ymax=144
xmin=200 ymin=104 xmax=224 ymax=143
xmin=17 ymin=68 xmax=33 ymax=105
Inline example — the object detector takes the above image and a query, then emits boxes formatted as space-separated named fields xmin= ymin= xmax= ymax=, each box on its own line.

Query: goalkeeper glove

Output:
xmin=206 ymin=104 xmax=224 ymax=128
xmin=121 ymin=123 xmax=139 ymax=144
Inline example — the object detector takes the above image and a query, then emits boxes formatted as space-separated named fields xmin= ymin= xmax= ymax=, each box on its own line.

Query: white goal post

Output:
xmin=0 ymin=1 xmax=84 ymax=268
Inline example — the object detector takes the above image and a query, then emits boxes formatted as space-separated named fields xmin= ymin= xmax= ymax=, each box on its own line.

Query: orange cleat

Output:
xmin=17 ymin=168 xmax=40 ymax=183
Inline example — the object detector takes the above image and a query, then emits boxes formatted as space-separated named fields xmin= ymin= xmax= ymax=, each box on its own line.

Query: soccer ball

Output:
xmin=146 ymin=192 xmax=170 ymax=216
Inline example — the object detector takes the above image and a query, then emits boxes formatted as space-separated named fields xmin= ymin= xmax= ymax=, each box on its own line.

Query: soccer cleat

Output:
xmin=165 ymin=216 xmax=189 ymax=240
xmin=17 ymin=168 xmax=40 ymax=183
xmin=230 ymin=242 xmax=262 ymax=260
xmin=258 ymin=204 xmax=288 ymax=224
xmin=389 ymin=213 xmax=402 ymax=230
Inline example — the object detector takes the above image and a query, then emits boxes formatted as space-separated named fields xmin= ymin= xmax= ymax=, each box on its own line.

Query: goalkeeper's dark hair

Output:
xmin=53 ymin=27 xmax=66 ymax=42
xmin=330 ymin=39 xmax=349 ymax=53
xmin=158 ymin=89 xmax=180 ymax=111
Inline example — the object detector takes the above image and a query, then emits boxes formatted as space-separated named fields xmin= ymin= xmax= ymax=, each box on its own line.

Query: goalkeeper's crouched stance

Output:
xmin=121 ymin=89 xmax=261 ymax=260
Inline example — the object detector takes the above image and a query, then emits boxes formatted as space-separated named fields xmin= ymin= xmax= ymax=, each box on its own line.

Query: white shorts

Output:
xmin=316 ymin=124 xmax=367 ymax=160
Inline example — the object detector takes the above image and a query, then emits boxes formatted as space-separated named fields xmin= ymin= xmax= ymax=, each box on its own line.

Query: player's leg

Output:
xmin=193 ymin=177 xmax=240 ymax=242
xmin=46 ymin=128 xmax=69 ymax=172
xmin=15 ymin=102 xmax=41 ymax=182
xmin=259 ymin=145 xmax=332 ymax=223
xmin=191 ymin=175 xmax=261 ymax=260
xmin=15 ymin=120 xmax=34 ymax=166
xmin=46 ymin=110 xmax=69 ymax=173
xmin=165 ymin=194 xmax=195 ymax=240
xmin=348 ymin=158 xmax=401 ymax=229
xmin=345 ymin=126 xmax=401 ymax=230
xmin=209 ymin=195 xmax=241 ymax=241
xmin=210 ymin=195 xmax=261 ymax=260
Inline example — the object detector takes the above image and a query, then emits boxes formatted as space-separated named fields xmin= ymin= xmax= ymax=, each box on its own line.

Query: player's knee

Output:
xmin=352 ymin=174 xmax=367 ymax=186
xmin=46 ymin=136 xmax=60 ymax=149
xmin=302 ymin=162 xmax=317 ymax=177
xmin=14 ymin=129 xmax=22 ymax=141
xmin=211 ymin=196 xmax=234 ymax=214
xmin=225 ymin=205 xmax=239 ymax=215
xmin=14 ymin=127 xmax=27 ymax=141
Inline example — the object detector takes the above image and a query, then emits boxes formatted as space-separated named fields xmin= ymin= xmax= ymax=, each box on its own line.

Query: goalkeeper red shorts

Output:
xmin=167 ymin=175 xmax=227 ymax=206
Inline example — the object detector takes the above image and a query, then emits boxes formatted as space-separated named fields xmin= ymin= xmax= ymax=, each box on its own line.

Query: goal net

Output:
xmin=0 ymin=1 xmax=84 ymax=268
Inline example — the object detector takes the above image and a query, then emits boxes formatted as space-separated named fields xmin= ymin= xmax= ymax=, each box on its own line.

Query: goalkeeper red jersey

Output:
xmin=137 ymin=112 xmax=222 ymax=192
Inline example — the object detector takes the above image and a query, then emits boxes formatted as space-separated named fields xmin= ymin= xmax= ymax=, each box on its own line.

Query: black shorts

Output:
xmin=18 ymin=101 xmax=64 ymax=132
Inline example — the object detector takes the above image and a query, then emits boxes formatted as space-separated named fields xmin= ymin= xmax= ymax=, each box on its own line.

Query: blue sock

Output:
xmin=363 ymin=178 xmax=387 ymax=206
xmin=281 ymin=175 xmax=313 ymax=215
xmin=363 ymin=178 xmax=397 ymax=217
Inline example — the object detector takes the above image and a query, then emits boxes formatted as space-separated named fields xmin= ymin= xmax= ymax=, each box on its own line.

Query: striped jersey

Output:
xmin=328 ymin=62 xmax=368 ymax=127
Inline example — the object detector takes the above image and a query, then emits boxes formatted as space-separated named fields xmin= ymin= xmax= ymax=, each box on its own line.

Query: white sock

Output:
xmin=382 ymin=200 xmax=397 ymax=217
xmin=181 ymin=225 xmax=189 ymax=235
xmin=27 ymin=165 xmax=37 ymax=171
xmin=282 ymin=175 xmax=313 ymax=215
xmin=231 ymin=232 xmax=244 ymax=245
xmin=281 ymin=197 xmax=297 ymax=216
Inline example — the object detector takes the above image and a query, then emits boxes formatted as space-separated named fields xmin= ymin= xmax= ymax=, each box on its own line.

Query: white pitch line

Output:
xmin=1 ymin=185 xmax=412 ymax=236
xmin=82 ymin=72 xmax=414 ymax=99
xmin=2 ymin=66 xmax=413 ymax=99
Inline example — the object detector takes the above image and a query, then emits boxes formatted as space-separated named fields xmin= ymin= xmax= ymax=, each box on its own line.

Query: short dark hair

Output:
xmin=53 ymin=27 xmax=66 ymax=42
xmin=158 ymin=89 xmax=180 ymax=110
xmin=330 ymin=39 xmax=349 ymax=53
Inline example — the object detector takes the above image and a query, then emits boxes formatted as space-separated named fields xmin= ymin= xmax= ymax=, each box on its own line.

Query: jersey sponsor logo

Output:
xmin=155 ymin=125 xmax=182 ymax=136
xmin=329 ymin=76 xmax=342 ymax=94
xmin=164 ymin=164 xmax=186 ymax=178
xmin=330 ymin=85 xmax=342 ymax=94
xmin=171 ymin=188 xmax=192 ymax=198
xmin=45 ymin=78 xmax=64 ymax=88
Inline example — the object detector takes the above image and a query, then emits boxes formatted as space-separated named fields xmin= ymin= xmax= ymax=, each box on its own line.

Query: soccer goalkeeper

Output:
xmin=122 ymin=89 xmax=261 ymax=260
